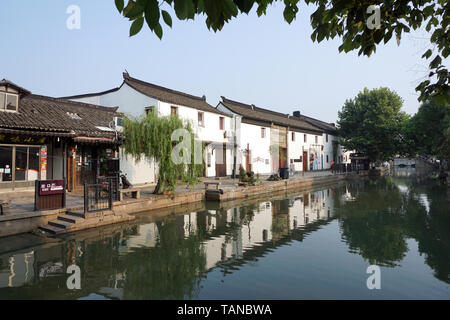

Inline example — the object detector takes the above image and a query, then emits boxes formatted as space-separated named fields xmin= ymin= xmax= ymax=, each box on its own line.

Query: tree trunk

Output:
xmin=153 ymin=178 xmax=162 ymax=195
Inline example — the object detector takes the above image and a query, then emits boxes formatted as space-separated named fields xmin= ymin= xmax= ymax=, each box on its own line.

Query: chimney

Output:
xmin=202 ymin=95 xmax=206 ymax=101
xmin=293 ymin=111 xmax=301 ymax=118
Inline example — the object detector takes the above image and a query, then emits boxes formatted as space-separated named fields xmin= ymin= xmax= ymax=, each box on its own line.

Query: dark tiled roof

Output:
xmin=219 ymin=97 xmax=323 ymax=135
xmin=298 ymin=114 xmax=337 ymax=134
xmin=123 ymin=73 xmax=230 ymax=116
xmin=0 ymin=94 xmax=122 ymax=138
xmin=60 ymin=87 xmax=120 ymax=100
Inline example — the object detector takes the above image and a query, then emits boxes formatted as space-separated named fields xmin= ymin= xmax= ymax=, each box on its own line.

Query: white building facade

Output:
xmin=217 ymin=97 xmax=347 ymax=176
xmin=66 ymin=73 xmax=234 ymax=184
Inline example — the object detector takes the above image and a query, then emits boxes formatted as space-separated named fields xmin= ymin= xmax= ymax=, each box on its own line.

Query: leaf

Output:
xmin=115 ymin=0 xmax=125 ymax=13
xmin=162 ymin=10 xmax=173 ymax=28
xmin=124 ymin=1 xmax=144 ymax=19
xmin=174 ymin=0 xmax=195 ymax=20
xmin=283 ymin=7 xmax=295 ymax=23
xmin=422 ymin=49 xmax=432 ymax=59
xmin=235 ymin=0 xmax=254 ymax=14
xmin=429 ymin=55 xmax=442 ymax=69
xmin=154 ymin=23 xmax=163 ymax=39
xmin=130 ymin=17 xmax=144 ymax=36
xmin=144 ymin=0 xmax=160 ymax=28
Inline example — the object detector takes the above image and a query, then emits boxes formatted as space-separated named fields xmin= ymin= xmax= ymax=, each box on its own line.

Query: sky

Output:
xmin=0 ymin=0 xmax=439 ymax=123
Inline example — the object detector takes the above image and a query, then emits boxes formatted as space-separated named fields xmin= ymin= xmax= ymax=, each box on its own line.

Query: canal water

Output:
xmin=0 ymin=172 xmax=449 ymax=299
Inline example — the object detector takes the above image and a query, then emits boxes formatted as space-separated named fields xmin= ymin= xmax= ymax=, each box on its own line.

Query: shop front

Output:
xmin=0 ymin=133 xmax=50 ymax=190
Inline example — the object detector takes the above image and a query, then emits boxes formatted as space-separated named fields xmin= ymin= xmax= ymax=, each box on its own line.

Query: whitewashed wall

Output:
xmin=72 ymin=84 xmax=232 ymax=179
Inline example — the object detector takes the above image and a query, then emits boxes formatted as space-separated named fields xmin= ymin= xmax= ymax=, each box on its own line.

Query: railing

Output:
xmin=332 ymin=163 xmax=367 ymax=174
xmin=84 ymin=178 xmax=114 ymax=213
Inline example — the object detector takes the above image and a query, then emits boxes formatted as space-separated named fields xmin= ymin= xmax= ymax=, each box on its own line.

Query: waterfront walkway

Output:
xmin=0 ymin=170 xmax=335 ymax=217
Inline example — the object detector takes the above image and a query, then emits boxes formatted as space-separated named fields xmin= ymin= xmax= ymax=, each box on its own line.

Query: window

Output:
xmin=326 ymin=155 xmax=329 ymax=163
xmin=304 ymin=134 xmax=307 ymax=143
xmin=198 ymin=112 xmax=204 ymax=127
xmin=326 ymin=134 xmax=328 ymax=143
xmin=0 ymin=146 xmax=12 ymax=182
xmin=292 ymin=132 xmax=295 ymax=142
xmin=6 ymin=94 xmax=18 ymax=111
xmin=145 ymin=106 xmax=155 ymax=115
xmin=261 ymin=127 xmax=266 ymax=138
xmin=0 ymin=93 xmax=5 ymax=110
xmin=171 ymin=106 xmax=178 ymax=116
xmin=219 ymin=117 xmax=224 ymax=130
xmin=67 ymin=112 xmax=82 ymax=120
xmin=0 ymin=146 xmax=41 ymax=182
xmin=315 ymin=136 xmax=318 ymax=144
xmin=15 ymin=147 xmax=27 ymax=181
xmin=0 ymin=93 xmax=18 ymax=112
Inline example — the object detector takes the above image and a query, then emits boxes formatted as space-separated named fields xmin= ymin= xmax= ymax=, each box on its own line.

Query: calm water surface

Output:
xmin=0 ymin=172 xmax=449 ymax=299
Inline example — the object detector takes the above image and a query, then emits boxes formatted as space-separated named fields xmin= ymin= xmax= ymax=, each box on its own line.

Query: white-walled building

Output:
xmin=217 ymin=97 xmax=346 ymax=175
xmin=64 ymin=73 xmax=234 ymax=184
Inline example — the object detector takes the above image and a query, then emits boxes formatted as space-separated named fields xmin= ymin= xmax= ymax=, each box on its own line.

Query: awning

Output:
xmin=0 ymin=127 xmax=73 ymax=137
xmin=73 ymin=136 xmax=119 ymax=145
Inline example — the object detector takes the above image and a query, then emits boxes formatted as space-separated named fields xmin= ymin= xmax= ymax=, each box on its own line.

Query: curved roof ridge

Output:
xmin=124 ymin=73 xmax=207 ymax=102
xmin=28 ymin=94 xmax=120 ymax=113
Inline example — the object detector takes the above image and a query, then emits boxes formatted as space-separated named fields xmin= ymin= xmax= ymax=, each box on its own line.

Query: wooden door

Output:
xmin=303 ymin=151 xmax=308 ymax=172
xmin=245 ymin=144 xmax=252 ymax=172
xmin=215 ymin=144 xmax=227 ymax=177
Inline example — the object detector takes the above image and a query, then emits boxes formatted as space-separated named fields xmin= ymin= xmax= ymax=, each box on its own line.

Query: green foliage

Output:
xmin=116 ymin=0 xmax=449 ymax=104
xmin=337 ymin=87 xmax=409 ymax=162
xmin=403 ymin=98 xmax=450 ymax=161
xmin=238 ymin=167 xmax=259 ymax=185
xmin=123 ymin=110 xmax=204 ymax=193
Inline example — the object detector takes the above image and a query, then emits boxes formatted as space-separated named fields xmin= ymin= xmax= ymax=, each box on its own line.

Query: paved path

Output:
xmin=0 ymin=170 xmax=336 ymax=216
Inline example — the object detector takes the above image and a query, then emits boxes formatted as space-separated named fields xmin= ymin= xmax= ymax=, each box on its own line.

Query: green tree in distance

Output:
xmin=123 ymin=110 xmax=204 ymax=194
xmin=114 ymin=0 xmax=449 ymax=104
xmin=403 ymin=98 xmax=450 ymax=161
xmin=337 ymin=87 xmax=409 ymax=163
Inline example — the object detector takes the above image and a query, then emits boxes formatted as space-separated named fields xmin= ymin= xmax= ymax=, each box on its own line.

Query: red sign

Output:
xmin=39 ymin=180 xmax=64 ymax=196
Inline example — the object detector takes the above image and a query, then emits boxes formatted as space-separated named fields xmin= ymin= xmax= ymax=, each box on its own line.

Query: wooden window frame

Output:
xmin=0 ymin=93 xmax=18 ymax=113
xmin=198 ymin=112 xmax=205 ymax=127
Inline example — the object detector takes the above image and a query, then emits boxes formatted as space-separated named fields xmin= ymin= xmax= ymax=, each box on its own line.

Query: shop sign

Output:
xmin=40 ymin=146 xmax=47 ymax=171
xmin=39 ymin=180 xmax=64 ymax=195
xmin=0 ymin=134 xmax=47 ymax=145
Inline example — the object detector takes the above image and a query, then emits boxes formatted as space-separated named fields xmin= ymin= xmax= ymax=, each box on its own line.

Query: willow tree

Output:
xmin=123 ymin=110 xmax=204 ymax=194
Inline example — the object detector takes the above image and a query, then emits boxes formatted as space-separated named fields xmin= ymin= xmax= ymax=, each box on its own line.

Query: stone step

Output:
xmin=67 ymin=210 xmax=86 ymax=219
xmin=39 ymin=224 xmax=65 ymax=235
xmin=58 ymin=214 xmax=84 ymax=224
xmin=49 ymin=219 xmax=73 ymax=229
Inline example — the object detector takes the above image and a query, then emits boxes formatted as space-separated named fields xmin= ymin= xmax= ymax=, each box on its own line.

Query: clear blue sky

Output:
xmin=0 ymin=0 xmax=436 ymax=123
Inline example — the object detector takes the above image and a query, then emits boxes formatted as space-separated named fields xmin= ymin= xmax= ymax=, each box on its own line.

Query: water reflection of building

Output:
xmin=193 ymin=188 xmax=336 ymax=270
xmin=0 ymin=250 xmax=35 ymax=288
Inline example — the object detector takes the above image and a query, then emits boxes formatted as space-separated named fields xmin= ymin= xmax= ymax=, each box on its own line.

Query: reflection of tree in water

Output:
xmin=338 ymin=177 xmax=450 ymax=283
xmin=402 ymin=181 xmax=450 ymax=283
xmin=338 ymin=178 xmax=408 ymax=267
xmin=121 ymin=219 xmax=207 ymax=300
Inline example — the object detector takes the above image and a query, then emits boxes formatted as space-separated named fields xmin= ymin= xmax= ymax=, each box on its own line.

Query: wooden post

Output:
xmin=83 ymin=182 xmax=88 ymax=214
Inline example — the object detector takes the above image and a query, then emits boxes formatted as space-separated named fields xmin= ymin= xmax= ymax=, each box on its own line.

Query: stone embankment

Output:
xmin=1 ymin=172 xmax=354 ymax=238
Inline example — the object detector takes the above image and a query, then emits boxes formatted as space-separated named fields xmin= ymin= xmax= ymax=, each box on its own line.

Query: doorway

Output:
xmin=303 ymin=151 xmax=308 ymax=172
